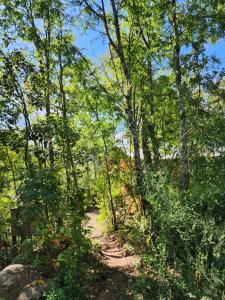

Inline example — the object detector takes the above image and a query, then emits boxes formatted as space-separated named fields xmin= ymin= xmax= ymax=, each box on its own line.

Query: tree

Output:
xmin=75 ymin=0 xmax=149 ymax=212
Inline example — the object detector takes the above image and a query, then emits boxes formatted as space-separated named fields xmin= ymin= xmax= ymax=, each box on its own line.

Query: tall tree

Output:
xmin=76 ymin=0 xmax=148 ymax=211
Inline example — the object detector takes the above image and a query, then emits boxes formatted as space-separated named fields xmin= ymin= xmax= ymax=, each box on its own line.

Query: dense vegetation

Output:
xmin=0 ymin=0 xmax=224 ymax=299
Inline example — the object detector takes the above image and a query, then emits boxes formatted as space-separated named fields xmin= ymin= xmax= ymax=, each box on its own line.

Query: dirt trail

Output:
xmin=85 ymin=208 xmax=139 ymax=300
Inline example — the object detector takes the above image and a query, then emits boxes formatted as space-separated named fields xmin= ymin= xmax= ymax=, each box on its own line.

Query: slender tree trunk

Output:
xmin=172 ymin=0 xmax=189 ymax=190
xmin=129 ymin=135 xmax=134 ymax=184
xmin=147 ymin=60 xmax=160 ymax=164
xmin=95 ymin=111 xmax=117 ymax=231
xmin=6 ymin=146 xmax=18 ymax=198
xmin=103 ymin=138 xmax=118 ymax=231
xmin=126 ymin=103 xmax=147 ymax=212
xmin=58 ymin=38 xmax=78 ymax=194
xmin=136 ymin=18 xmax=160 ymax=166
xmin=71 ymin=157 xmax=78 ymax=189
xmin=86 ymin=156 xmax=91 ymax=202
xmin=58 ymin=48 xmax=71 ymax=192
xmin=5 ymin=52 xmax=43 ymax=170
xmin=20 ymin=97 xmax=32 ymax=171
xmin=85 ymin=0 xmax=148 ymax=212
xmin=93 ymin=159 xmax=98 ymax=184
xmin=110 ymin=0 xmax=147 ymax=212
xmin=45 ymin=0 xmax=54 ymax=167
xmin=141 ymin=115 xmax=152 ymax=167
xmin=21 ymin=98 xmax=43 ymax=170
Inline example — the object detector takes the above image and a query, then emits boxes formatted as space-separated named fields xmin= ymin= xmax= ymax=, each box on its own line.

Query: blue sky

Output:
xmin=74 ymin=28 xmax=225 ymax=67
xmin=205 ymin=39 xmax=225 ymax=65
xmin=73 ymin=28 xmax=107 ymax=62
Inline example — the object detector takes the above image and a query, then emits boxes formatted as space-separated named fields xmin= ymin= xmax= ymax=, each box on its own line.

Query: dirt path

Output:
xmin=85 ymin=208 xmax=139 ymax=300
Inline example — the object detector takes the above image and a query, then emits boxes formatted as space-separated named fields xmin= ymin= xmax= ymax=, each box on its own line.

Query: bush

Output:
xmin=134 ymin=171 xmax=225 ymax=299
xmin=44 ymin=288 xmax=67 ymax=300
xmin=12 ymin=239 xmax=36 ymax=264
xmin=49 ymin=215 xmax=90 ymax=299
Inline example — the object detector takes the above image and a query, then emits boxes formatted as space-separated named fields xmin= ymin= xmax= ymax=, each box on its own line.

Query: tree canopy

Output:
xmin=0 ymin=0 xmax=225 ymax=299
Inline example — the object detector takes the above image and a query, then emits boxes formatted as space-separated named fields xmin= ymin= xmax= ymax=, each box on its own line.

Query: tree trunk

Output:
xmin=141 ymin=115 xmax=152 ymax=167
xmin=86 ymin=0 xmax=149 ymax=213
xmin=45 ymin=0 xmax=54 ymax=167
xmin=58 ymin=46 xmax=72 ymax=193
xmin=147 ymin=60 xmax=160 ymax=164
xmin=103 ymin=140 xmax=118 ymax=232
xmin=6 ymin=146 xmax=18 ymax=198
xmin=126 ymin=104 xmax=148 ymax=212
xmin=86 ymin=156 xmax=91 ymax=202
xmin=172 ymin=0 xmax=189 ymax=190
xmin=110 ymin=0 xmax=148 ymax=212
xmin=95 ymin=111 xmax=117 ymax=231
xmin=137 ymin=22 xmax=160 ymax=166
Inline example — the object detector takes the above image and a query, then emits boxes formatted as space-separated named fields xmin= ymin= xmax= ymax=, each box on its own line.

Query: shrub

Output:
xmin=134 ymin=171 xmax=225 ymax=299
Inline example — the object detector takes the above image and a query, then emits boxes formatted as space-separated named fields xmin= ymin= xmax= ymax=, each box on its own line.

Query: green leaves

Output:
xmin=0 ymin=1 xmax=225 ymax=298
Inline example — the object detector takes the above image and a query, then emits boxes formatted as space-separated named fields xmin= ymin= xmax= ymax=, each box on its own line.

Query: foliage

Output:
xmin=44 ymin=288 xmax=67 ymax=300
xmin=134 ymin=171 xmax=225 ymax=299
xmin=0 ymin=0 xmax=225 ymax=298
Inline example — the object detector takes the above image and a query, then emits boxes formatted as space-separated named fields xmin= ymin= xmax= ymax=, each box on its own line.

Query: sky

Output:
xmin=73 ymin=28 xmax=108 ymax=62
xmin=205 ymin=39 xmax=225 ymax=66
xmin=73 ymin=27 xmax=225 ymax=67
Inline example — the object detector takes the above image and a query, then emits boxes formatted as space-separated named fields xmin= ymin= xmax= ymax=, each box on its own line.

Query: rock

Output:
xmin=108 ymin=235 xmax=115 ymax=241
xmin=18 ymin=279 xmax=53 ymax=300
xmin=0 ymin=264 xmax=41 ymax=300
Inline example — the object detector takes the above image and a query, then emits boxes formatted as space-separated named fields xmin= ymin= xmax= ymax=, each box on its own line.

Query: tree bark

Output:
xmin=147 ymin=60 xmax=160 ymax=164
xmin=172 ymin=0 xmax=189 ymax=190
xmin=103 ymin=138 xmax=118 ymax=231
xmin=58 ymin=37 xmax=79 ymax=199
xmin=82 ymin=0 xmax=148 ymax=212
xmin=45 ymin=0 xmax=54 ymax=167
xmin=95 ymin=111 xmax=117 ymax=231
xmin=135 ymin=8 xmax=160 ymax=165
xmin=6 ymin=146 xmax=18 ymax=198
xmin=58 ymin=44 xmax=72 ymax=193
xmin=141 ymin=114 xmax=152 ymax=167
xmin=110 ymin=0 xmax=147 ymax=211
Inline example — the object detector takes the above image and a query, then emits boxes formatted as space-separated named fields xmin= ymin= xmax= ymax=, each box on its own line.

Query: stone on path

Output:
xmin=0 ymin=264 xmax=51 ymax=300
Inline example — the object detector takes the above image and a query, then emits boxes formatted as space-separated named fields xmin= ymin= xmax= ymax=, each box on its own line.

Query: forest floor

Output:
xmin=85 ymin=208 xmax=140 ymax=300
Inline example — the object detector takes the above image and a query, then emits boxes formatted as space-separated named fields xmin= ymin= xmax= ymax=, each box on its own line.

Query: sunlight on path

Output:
xmin=85 ymin=208 xmax=139 ymax=274
xmin=85 ymin=208 xmax=140 ymax=299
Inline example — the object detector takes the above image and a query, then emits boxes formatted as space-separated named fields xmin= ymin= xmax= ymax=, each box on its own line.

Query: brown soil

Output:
xmin=85 ymin=208 xmax=140 ymax=300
